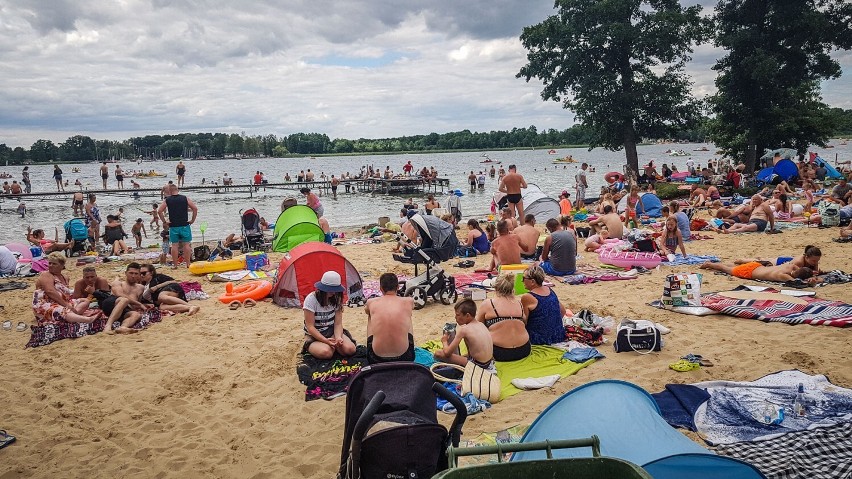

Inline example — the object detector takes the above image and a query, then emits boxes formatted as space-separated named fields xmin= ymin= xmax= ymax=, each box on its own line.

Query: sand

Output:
xmin=1 ymin=219 xmax=851 ymax=478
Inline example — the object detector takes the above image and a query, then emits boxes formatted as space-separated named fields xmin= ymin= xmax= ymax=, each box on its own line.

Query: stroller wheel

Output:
xmin=438 ymin=287 xmax=456 ymax=305
xmin=411 ymin=287 xmax=427 ymax=310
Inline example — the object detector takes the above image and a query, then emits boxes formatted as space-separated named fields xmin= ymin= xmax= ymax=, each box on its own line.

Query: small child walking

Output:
xmin=131 ymin=218 xmax=148 ymax=249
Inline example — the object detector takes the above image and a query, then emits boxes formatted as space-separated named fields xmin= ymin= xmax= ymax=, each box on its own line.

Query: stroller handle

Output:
xmin=432 ymin=383 xmax=467 ymax=447
xmin=348 ymin=390 xmax=386 ymax=479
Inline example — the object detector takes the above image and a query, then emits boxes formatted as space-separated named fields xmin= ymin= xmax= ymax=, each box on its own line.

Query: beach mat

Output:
xmin=652 ymin=384 xmax=711 ymax=431
xmin=25 ymin=309 xmax=168 ymax=348
xmin=496 ymin=345 xmax=595 ymax=400
xmin=711 ymin=422 xmax=852 ymax=479
xmin=296 ymin=346 xmax=368 ymax=401
xmin=700 ymin=286 xmax=852 ymax=327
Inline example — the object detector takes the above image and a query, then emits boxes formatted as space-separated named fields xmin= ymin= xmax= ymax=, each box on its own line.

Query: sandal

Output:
xmin=0 ymin=430 xmax=15 ymax=450
xmin=682 ymin=354 xmax=714 ymax=367
xmin=242 ymin=298 xmax=257 ymax=308
xmin=228 ymin=300 xmax=241 ymax=310
xmin=669 ymin=359 xmax=701 ymax=372
xmin=15 ymin=322 xmax=27 ymax=332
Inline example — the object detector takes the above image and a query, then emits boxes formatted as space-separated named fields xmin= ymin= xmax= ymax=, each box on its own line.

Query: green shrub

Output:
xmin=654 ymin=183 xmax=690 ymax=200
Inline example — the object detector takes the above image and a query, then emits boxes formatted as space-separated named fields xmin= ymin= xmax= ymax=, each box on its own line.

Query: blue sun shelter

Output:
xmin=512 ymin=380 xmax=766 ymax=479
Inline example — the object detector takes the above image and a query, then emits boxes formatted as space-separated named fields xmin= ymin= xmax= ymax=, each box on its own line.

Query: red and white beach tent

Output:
xmin=272 ymin=241 xmax=364 ymax=307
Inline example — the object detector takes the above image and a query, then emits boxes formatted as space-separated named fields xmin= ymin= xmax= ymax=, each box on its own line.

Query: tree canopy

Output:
xmin=710 ymin=0 xmax=852 ymax=172
xmin=517 ymin=0 xmax=709 ymax=176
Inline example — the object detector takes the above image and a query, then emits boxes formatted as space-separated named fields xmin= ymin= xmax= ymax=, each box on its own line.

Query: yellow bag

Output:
xmin=430 ymin=361 xmax=501 ymax=403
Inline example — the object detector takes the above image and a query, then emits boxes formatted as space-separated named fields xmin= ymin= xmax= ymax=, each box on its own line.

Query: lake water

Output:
xmin=1 ymin=142 xmax=847 ymax=245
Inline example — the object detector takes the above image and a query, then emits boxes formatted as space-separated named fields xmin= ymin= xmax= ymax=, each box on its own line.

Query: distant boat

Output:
xmin=693 ymin=147 xmax=710 ymax=152
xmin=548 ymin=149 xmax=557 ymax=154
xmin=552 ymin=156 xmax=577 ymax=164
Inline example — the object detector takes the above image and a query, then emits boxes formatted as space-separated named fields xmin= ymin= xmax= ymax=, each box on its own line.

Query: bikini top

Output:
xmin=484 ymin=299 xmax=525 ymax=328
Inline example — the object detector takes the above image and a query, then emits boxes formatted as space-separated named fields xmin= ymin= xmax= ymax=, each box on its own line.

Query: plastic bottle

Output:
xmin=762 ymin=400 xmax=775 ymax=424
xmin=793 ymin=383 xmax=807 ymax=417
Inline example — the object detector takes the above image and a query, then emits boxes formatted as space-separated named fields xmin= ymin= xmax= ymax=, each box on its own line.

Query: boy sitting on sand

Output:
xmin=434 ymin=299 xmax=495 ymax=373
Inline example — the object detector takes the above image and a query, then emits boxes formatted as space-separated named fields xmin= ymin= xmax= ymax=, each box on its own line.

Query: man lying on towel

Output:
xmin=700 ymin=260 xmax=819 ymax=285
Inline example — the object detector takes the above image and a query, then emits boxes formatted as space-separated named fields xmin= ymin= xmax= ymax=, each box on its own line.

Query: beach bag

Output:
xmin=633 ymin=239 xmax=657 ymax=252
xmin=245 ymin=252 xmax=269 ymax=271
xmin=818 ymin=202 xmax=840 ymax=227
xmin=660 ymin=273 xmax=702 ymax=308
xmin=614 ymin=319 xmax=661 ymax=354
xmin=575 ymin=226 xmax=591 ymax=238
xmin=430 ymin=362 xmax=501 ymax=404
xmin=193 ymin=245 xmax=211 ymax=261
xmin=455 ymin=246 xmax=477 ymax=258
xmin=690 ymin=218 xmax=709 ymax=231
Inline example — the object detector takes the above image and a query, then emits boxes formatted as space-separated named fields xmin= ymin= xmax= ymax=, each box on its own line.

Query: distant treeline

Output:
xmin=2 ymin=108 xmax=850 ymax=165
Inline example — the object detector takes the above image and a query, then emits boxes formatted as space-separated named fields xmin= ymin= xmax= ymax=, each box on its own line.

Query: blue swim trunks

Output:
xmin=540 ymin=260 xmax=574 ymax=277
xmin=169 ymin=225 xmax=192 ymax=243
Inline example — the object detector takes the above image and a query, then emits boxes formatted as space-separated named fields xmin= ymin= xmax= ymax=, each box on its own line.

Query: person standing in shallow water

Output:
xmin=175 ymin=160 xmax=186 ymax=187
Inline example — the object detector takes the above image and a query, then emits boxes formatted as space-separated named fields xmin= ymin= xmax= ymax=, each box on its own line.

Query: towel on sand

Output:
xmin=26 ymin=309 xmax=168 ymax=348
xmin=496 ymin=345 xmax=595 ymax=400
xmin=296 ymin=346 xmax=368 ymax=401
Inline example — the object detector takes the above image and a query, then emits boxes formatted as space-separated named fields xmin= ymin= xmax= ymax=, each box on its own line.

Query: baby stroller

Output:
xmin=239 ymin=208 xmax=267 ymax=252
xmin=393 ymin=214 xmax=458 ymax=309
xmin=63 ymin=218 xmax=89 ymax=257
xmin=337 ymin=362 xmax=467 ymax=479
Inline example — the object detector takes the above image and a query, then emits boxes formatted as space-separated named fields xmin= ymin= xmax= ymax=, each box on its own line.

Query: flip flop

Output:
xmin=669 ymin=359 xmax=700 ymax=372
xmin=1 ymin=320 xmax=11 ymax=331
xmin=242 ymin=298 xmax=257 ymax=308
xmin=0 ymin=430 xmax=15 ymax=450
xmin=15 ymin=322 xmax=27 ymax=332
xmin=228 ymin=300 xmax=241 ymax=310
xmin=682 ymin=354 xmax=714 ymax=367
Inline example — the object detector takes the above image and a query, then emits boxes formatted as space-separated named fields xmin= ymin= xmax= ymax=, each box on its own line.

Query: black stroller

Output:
xmin=239 ymin=208 xmax=267 ymax=252
xmin=393 ymin=214 xmax=458 ymax=309
xmin=337 ymin=363 xmax=467 ymax=479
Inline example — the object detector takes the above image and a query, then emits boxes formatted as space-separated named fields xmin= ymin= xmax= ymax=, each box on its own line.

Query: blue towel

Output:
xmin=652 ymin=384 xmax=711 ymax=431
xmin=562 ymin=347 xmax=605 ymax=363
xmin=414 ymin=347 xmax=436 ymax=367
xmin=436 ymin=382 xmax=491 ymax=415
xmin=662 ymin=254 xmax=720 ymax=266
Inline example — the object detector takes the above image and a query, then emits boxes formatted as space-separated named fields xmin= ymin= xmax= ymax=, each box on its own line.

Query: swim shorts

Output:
xmin=750 ymin=218 xmax=768 ymax=232
xmin=169 ymin=225 xmax=192 ymax=243
xmin=540 ymin=260 xmax=573 ymax=276
xmin=102 ymin=174 xmax=108 ymax=180
xmin=505 ymin=193 xmax=522 ymax=204
xmin=731 ymin=262 xmax=762 ymax=280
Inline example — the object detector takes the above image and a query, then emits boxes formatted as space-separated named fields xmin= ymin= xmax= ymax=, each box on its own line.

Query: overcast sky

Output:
xmin=1 ymin=0 xmax=850 ymax=148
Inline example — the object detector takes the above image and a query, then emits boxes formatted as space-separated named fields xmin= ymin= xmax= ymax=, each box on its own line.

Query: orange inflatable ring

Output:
xmin=604 ymin=171 xmax=625 ymax=184
xmin=218 ymin=280 xmax=273 ymax=304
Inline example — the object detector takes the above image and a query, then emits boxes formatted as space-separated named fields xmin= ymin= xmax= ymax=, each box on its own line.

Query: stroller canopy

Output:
xmin=241 ymin=208 xmax=262 ymax=236
xmin=522 ymin=184 xmax=561 ymax=223
xmin=272 ymin=241 xmax=363 ymax=307
xmin=409 ymin=214 xmax=454 ymax=249
xmin=513 ymin=380 xmax=765 ymax=479
xmin=616 ymin=192 xmax=664 ymax=217
xmin=271 ymin=205 xmax=325 ymax=252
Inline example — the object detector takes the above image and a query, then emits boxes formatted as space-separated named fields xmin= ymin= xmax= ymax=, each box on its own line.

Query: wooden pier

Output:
xmin=0 ymin=178 xmax=451 ymax=204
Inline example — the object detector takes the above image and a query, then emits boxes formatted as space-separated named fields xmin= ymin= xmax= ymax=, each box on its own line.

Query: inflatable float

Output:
xmin=188 ymin=255 xmax=247 ymax=275
xmin=599 ymin=250 xmax=662 ymax=269
xmin=604 ymin=171 xmax=625 ymax=184
xmin=218 ymin=280 xmax=273 ymax=304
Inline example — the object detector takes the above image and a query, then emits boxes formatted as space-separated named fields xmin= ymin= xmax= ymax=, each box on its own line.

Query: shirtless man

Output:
xmin=115 ymin=164 xmax=125 ymax=189
xmin=589 ymin=205 xmax=624 ymax=238
xmin=689 ymin=185 xmax=708 ymax=208
xmin=700 ymin=261 xmax=817 ymax=284
xmin=714 ymin=202 xmax=753 ymax=228
xmin=433 ymin=299 xmax=495 ymax=372
xmin=723 ymin=195 xmax=774 ymax=233
xmin=99 ymin=162 xmax=109 ymax=189
xmin=500 ymin=208 xmax=518 ymax=231
xmin=72 ymin=266 xmax=110 ymax=299
xmin=364 ymin=273 xmax=415 ymax=363
xmin=498 ymin=164 xmax=527 ymax=219
xmin=72 ymin=191 xmax=84 ymax=216
xmin=513 ymin=214 xmax=541 ymax=260
xmin=489 ymin=220 xmax=523 ymax=271
xmin=104 ymin=262 xmax=148 ymax=334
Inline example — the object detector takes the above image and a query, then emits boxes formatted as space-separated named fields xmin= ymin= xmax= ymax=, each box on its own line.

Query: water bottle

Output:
xmin=793 ymin=383 xmax=807 ymax=417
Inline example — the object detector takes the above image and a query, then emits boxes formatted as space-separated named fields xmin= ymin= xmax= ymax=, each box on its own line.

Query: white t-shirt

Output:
xmin=0 ymin=246 xmax=17 ymax=275
xmin=303 ymin=291 xmax=338 ymax=336
xmin=575 ymin=169 xmax=587 ymax=188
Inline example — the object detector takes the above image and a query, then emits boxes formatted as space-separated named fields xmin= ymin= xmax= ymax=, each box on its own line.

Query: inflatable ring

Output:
xmin=604 ymin=171 xmax=625 ymax=184
xmin=218 ymin=280 xmax=273 ymax=304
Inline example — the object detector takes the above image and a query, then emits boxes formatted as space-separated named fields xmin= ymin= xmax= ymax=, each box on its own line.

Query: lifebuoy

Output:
xmin=218 ymin=280 xmax=273 ymax=304
xmin=604 ymin=171 xmax=625 ymax=184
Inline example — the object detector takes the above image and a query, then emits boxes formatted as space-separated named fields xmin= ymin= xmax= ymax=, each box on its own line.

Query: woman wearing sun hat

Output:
xmin=302 ymin=271 xmax=356 ymax=359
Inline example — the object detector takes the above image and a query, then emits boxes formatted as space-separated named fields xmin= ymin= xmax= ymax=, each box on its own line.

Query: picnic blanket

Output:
xmin=711 ymin=422 xmax=852 ymax=479
xmin=496 ymin=345 xmax=595 ymax=400
xmin=661 ymin=254 xmax=720 ymax=266
xmin=557 ymin=263 xmax=638 ymax=285
xmin=25 ymin=308 xmax=168 ymax=348
xmin=700 ymin=286 xmax=852 ymax=327
xmin=296 ymin=346 xmax=368 ymax=401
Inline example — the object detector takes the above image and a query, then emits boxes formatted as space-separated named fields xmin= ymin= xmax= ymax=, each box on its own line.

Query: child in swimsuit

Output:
xmin=434 ymin=299 xmax=496 ymax=373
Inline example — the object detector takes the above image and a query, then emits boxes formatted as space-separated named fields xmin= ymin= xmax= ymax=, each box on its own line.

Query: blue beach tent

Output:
xmin=813 ymin=155 xmax=844 ymax=180
xmin=616 ymin=192 xmax=664 ymax=217
xmin=756 ymin=159 xmax=798 ymax=185
xmin=513 ymin=380 xmax=766 ymax=479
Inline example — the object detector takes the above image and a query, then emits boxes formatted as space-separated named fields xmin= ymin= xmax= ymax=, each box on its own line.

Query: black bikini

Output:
xmin=485 ymin=299 xmax=531 ymax=362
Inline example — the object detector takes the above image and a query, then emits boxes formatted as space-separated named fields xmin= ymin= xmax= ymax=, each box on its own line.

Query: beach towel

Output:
xmin=700 ymin=286 xmax=852 ymax=327
xmin=711 ymin=422 xmax=852 ymax=479
xmin=495 ymin=345 xmax=595 ymax=400
xmin=25 ymin=309 xmax=168 ymax=348
xmin=451 ymin=272 xmax=491 ymax=292
xmin=652 ymin=384 xmax=711 ymax=431
xmin=0 ymin=281 xmax=28 ymax=292
xmin=296 ymin=346 xmax=368 ymax=401
xmin=435 ymin=382 xmax=492 ymax=416
xmin=460 ymin=425 xmax=529 ymax=465
xmin=661 ymin=254 xmax=720 ymax=266
xmin=179 ymin=281 xmax=209 ymax=300
xmin=691 ymin=370 xmax=852 ymax=445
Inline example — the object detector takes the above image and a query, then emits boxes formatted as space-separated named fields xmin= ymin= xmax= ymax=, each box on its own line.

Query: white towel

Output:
xmin=511 ymin=374 xmax=561 ymax=390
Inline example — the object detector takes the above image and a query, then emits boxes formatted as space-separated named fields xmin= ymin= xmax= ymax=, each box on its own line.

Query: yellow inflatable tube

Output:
xmin=188 ymin=255 xmax=247 ymax=275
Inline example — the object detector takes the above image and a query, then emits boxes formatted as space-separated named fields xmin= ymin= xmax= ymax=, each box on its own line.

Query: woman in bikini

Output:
xmin=32 ymin=253 xmax=99 ymax=325
xmin=424 ymin=195 xmax=440 ymax=215
xmin=475 ymin=274 xmax=530 ymax=362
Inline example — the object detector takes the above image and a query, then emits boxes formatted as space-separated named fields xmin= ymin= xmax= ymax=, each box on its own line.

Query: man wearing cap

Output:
xmin=364 ymin=273 xmax=415 ymax=364
xmin=302 ymin=271 xmax=356 ymax=359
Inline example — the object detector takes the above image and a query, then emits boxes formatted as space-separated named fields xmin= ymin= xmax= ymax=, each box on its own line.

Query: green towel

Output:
xmin=496 ymin=345 xmax=595 ymax=400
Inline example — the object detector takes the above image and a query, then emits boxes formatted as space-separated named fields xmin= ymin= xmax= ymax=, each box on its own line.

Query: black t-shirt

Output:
xmin=165 ymin=194 xmax=189 ymax=227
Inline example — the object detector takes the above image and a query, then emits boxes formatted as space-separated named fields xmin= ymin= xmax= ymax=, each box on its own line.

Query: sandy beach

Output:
xmin=1 ymin=217 xmax=851 ymax=478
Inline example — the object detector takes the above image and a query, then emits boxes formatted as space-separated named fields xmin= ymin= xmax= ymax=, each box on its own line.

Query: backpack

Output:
xmin=819 ymin=202 xmax=840 ymax=227
xmin=64 ymin=219 xmax=89 ymax=241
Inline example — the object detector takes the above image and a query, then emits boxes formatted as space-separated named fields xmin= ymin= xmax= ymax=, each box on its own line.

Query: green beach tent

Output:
xmin=271 ymin=205 xmax=325 ymax=252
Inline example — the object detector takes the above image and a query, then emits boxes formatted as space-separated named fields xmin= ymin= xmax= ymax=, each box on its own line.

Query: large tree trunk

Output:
xmin=745 ymin=131 xmax=758 ymax=173
xmin=624 ymin=123 xmax=639 ymax=180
